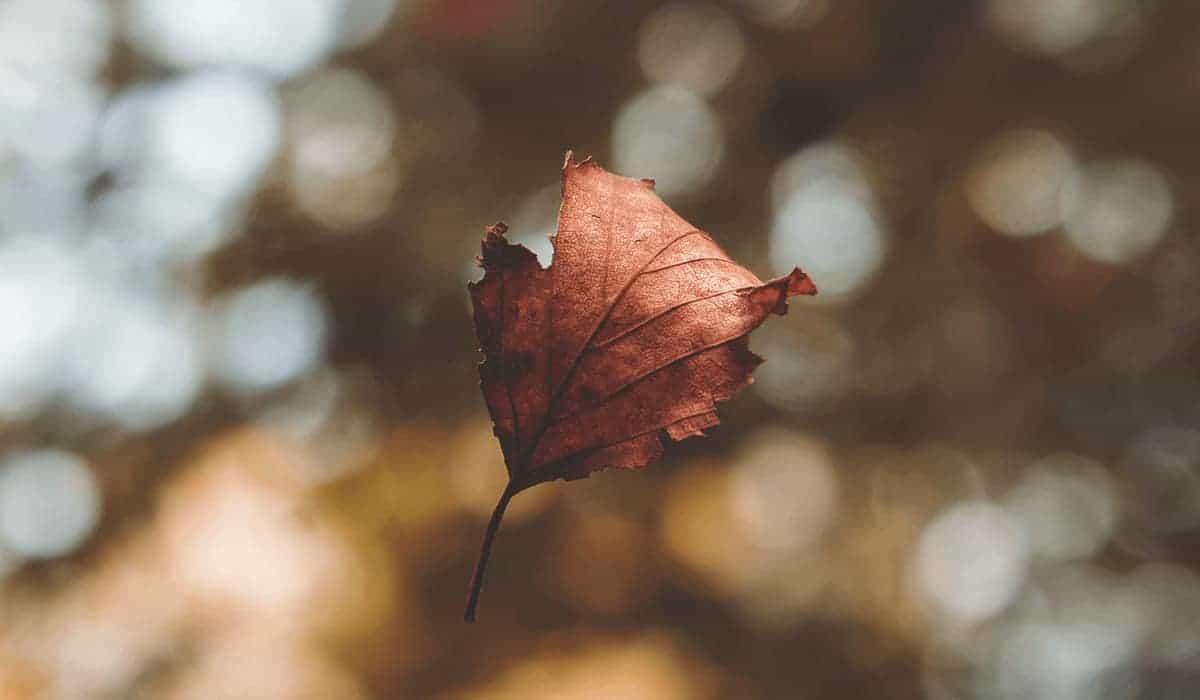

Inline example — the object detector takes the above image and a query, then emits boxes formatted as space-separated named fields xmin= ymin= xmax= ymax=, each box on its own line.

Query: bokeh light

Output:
xmin=0 ymin=0 xmax=111 ymax=81
xmin=286 ymin=68 xmax=398 ymax=228
xmin=769 ymin=141 xmax=887 ymax=299
xmin=984 ymin=0 xmax=1142 ymax=60
xmin=144 ymin=71 xmax=282 ymax=200
xmin=159 ymin=442 xmax=342 ymax=619
xmin=730 ymin=428 xmax=838 ymax=554
xmin=456 ymin=633 xmax=713 ymax=699
xmin=287 ymin=69 xmax=395 ymax=180
xmin=965 ymin=129 xmax=1077 ymax=238
xmin=512 ymin=191 xmax=560 ymax=269
xmin=660 ymin=463 xmax=749 ymax=596
xmin=1 ymin=2 xmax=1198 ymax=697
xmin=1122 ymin=426 xmax=1200 ymax=534
xmin=751 ymin=309 xmax=854 ymax=412
xmin=660 ymin=430 xmax=839 ymax=625
xmin=1061 ymin=157 xmax=1173 ymax=264
xmin=612 ymin=86 xmax=724 ymax=199
xmin=257 ymin=369 xmax=374 ymax=482
xmin=0 ymin=236 xmax=85 ymax=417
xmin=0 ymin=167 xmax=88 ymax=237
xmin=916 ymin=501 xmax=1030 ymax=624
xmin=4 ymin=80 xmax=103 ymax=169
xmin=127 ymin=0 xmax=343 ymax=80
xmin=168 ymin=629 xmax=367 ymax=699
xmin=637 ymin=3 xmax=745 ymax=97
xmin=211 ymin=279 xmax=329 ymax=393
xmin=0 ymin=449 xmax=100 ymax=559
xmin=64 ymin=294 xmax=204 ymax=431
xmin=88 ymin=182 xmax=233 ymax=267
xmin=1004 ymin=454 xmax=1117 ymax=561
xmin=1128 ymin=563 xmax=1200 ymax=665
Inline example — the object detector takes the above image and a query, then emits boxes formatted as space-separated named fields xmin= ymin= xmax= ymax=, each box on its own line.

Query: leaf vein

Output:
xmin=587 ymin=286 xmax=746 ymax=351
xmin=521 ymin=226 xmax=706 ymax=464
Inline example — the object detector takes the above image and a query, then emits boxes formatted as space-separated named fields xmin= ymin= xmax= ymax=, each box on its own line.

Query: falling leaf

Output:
xmin=464 ymin=153 xmax=816 ymax=620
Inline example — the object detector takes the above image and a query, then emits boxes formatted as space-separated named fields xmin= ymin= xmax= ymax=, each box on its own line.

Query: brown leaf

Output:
xmin=464 ymin=153 xmax=816 ymax=620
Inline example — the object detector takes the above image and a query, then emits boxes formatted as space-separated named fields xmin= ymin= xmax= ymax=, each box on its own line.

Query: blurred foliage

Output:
xmin=1 ymin=0 xmax=1199 ymax=698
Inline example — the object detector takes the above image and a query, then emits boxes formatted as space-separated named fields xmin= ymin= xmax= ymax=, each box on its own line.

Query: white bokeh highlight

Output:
xmin=128 ymin=0 xmax=343 ymax=80
xmin=507 ymin=184 xmax=561 ymax=267
xmin=0 ymin=0 xmax=111 ymax=81
xmin=90 ymin=184 xmax=232 ymax=267
xmin=769 ymin=142 xmax=887 ymax=299
xmin=751 ymin=311 xmax=854 ymax=413
xmin=965 ymin=129 xmax=1077 ymax=238
xmin=0 ymin=449 xmax=101 ymax=559
xmin=730 ymin=430 xmax=838 ymax=553
xmin=1005 ymin=454 xmax=1117 ymax=561
xmin=0 ymin=237 xmax=86 ymax=417
xmin=65 ymin=295 xmax=205 ymax=431
xmin=212 ymin=279 xmax=329 ymax=393
xmin=638 ymin=3 xmax=745 ymax=97
xmin=984 ymin=0 xmax=1140 ymax=58
xmin=1062 ymin=158 xmax=1173 ymax=264
xmin=612 ymin=86 xmax=724 ymax=199
xmin=288 ymin=69 xmax=394 ymax=179
xmin=286 ymin=68 xmax=398 ymax=228
xmin=917 ymin=501 xmax=1030 ymax=623
xmin=1122 ymin=426 xmax=1200 ymax=534
xmin=144 ymin=72 xmax=282 ymax=200
xmin=4 ymin=80 xmax=103 ymax=168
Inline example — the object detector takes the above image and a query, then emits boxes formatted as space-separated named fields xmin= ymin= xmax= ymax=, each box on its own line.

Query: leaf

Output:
xmin=464 ymin=153 xmax=816 ymax=621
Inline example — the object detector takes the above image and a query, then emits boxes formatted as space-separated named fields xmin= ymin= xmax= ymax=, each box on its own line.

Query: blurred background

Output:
xmin=1 ymin=0 xmax=1198 ymax=697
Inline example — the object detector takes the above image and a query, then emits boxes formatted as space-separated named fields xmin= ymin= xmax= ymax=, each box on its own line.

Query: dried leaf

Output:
xmin=464 ymin=153 xmax=816 ymax=620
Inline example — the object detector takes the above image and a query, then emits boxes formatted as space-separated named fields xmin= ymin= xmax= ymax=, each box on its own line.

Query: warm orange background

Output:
xmin=1 ymin=1 xmax=1197 ymax=698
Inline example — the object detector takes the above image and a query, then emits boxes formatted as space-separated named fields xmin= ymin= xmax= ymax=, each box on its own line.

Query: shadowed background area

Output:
xmin=1 ymin=0 xmax=1199 ymax=698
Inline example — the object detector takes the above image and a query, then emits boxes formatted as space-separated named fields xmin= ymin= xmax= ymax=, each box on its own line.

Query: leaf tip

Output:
xmin=737 ymin=267 xmax=817 ymax=315
xmin=786 ymin=267 xmax=818 ymax=297
xmin=562 ymin=149 xmax=597 ymax=172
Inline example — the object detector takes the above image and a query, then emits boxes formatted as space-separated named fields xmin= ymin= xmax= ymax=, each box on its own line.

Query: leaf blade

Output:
xmin=471 ymin=155 xmax=816 ymax=486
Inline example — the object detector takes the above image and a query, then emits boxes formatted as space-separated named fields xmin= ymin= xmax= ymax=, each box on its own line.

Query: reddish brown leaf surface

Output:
xmin=464 ymin=153 xmax=816 ymax=621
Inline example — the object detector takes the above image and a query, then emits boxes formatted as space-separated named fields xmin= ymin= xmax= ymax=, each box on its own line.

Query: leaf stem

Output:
xmin=464 ymin=481 xmax=518 ymax=622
